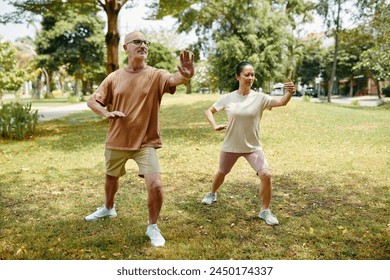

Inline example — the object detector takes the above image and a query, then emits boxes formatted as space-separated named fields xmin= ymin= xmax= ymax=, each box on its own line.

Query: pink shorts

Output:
xmin=218 ymin=150 xmax=270 ymax=175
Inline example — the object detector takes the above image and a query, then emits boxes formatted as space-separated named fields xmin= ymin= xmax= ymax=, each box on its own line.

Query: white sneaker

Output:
xmin=259 ymin=209 xmax=279 ymax=225
xmin=145 ymin=224 xmax=165 ymax=247
xmin=201 ymin=192 xmax=217 ymax=205
xmin=84 ymin=204 xmax=117 ymax=221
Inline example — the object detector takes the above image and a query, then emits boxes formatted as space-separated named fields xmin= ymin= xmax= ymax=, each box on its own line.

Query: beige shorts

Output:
xmin=104 ymin=147 xmax=160 ymax=177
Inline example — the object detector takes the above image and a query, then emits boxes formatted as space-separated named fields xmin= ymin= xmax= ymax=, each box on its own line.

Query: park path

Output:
xmin=310 ymin=95 xmax=387 ymax=107
xmin=34 ymin=102 xmax=90 ymax=122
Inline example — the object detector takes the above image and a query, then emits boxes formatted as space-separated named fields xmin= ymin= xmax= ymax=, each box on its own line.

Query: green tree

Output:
xmin=146 ymin=42 xmax=176 ymax=72
xmin=316 ymin=0 xmax=350 ymax=101
xmin=34 ymin=8 xmax=106 ymax=96
xmin=335 ymin=26 xmax=375 ymax=96
xmin=151 ymin=0 xmax=314 ymax=92
xmin=1 ymin=0 xmax=135 ymax=75
xmin=296 ymin=38 xmax=326 ymax=86
xmin=0 ymin=38 xmax=28 ymax=98
xmin=94 ymin=0 xmax=135 ymax=74
xmin=284 ymin=0 xmax=315 ymax=80
xmin=353 ymin=0 xmax=390 ymax=100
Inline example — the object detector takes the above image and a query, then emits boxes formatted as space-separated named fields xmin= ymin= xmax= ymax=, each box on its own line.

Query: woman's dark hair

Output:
xmin=233 ymin=61 xmax=253 ymax=90
xmin=235 ymin=61 xmax=253 ymax=76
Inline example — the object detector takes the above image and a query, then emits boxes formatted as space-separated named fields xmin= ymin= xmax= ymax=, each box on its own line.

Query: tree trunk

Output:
xmin=349 ymin=77 xmax=354 ymax=97
xmin=186 ymin=81 xmax=191 ymax=94
xmin=34 ymin=73 xmax=42 ymax=99
xmin=82 ymin=79 xmax=89 ymax=95
xmin=74 ymin=79 xmax=81 ymax=96
xmin=42 ymin=67 xmax=54 ymax=98
xmin=375 ymin=79 xmax=383 ymax=100
xmin=104 ymin=1 xmax=121 ymax=74
xmin=327 ymin=0 xmax=342 ymax=103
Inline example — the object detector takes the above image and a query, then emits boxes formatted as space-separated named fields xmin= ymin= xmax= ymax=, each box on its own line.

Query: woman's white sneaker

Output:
xmin=258 ymin=209 xmax=279 ymax=225
xmin=201 ymin=192 xmax=217 ymax=205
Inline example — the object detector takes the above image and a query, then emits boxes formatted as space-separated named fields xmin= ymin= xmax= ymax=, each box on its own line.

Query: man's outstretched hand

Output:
xmin=177 ymin=50 xmax=195 ymax=80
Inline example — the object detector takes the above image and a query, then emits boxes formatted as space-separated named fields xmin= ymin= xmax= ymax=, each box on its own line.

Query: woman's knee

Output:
xmin=217 ymin=169 xmax=229 ymax=176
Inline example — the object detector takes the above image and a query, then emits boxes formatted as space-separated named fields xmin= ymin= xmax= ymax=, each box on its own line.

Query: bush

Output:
xmin=52 ymin=90 xmax=63 ymax=97
xmin=382 ymin=86 xmax=390 ymax=97
xmin=67 ymin=95 xmax=82 ymax=104
xmin=0 ymin=102 xmax=39 ymax=140
xmin=350 ymin=100 xmax=360 ymax=106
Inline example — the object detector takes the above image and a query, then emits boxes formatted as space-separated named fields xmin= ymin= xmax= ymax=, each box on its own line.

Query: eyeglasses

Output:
xmin=126 ymin=40 xmax=151 ymax=46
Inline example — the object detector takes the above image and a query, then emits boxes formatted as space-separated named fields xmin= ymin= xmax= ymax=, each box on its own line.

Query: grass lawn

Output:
xmin=0 ymin=94 xmax=389 ymax=260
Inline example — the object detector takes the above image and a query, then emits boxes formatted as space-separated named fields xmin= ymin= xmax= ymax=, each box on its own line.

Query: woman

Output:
xmin=201 ymin=61 xmax=295 ymax=225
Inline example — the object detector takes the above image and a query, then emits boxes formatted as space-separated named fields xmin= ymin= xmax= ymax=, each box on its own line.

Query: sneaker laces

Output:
xmin=149 ymin=226 xmax=161 ymax=237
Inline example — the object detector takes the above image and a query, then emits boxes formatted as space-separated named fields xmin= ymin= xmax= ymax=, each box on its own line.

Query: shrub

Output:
xmin=68 ymin=95 xmax=82 ymax=104
xmin=382 ymin=86 xmax=390 ymax=97
xmin=350 ymin=100 xmax=360 ymax=106
xmin=52 ymin=90 xmax=63 ymax=97
xmin=0 ymin=102 xmax=39 ymax=140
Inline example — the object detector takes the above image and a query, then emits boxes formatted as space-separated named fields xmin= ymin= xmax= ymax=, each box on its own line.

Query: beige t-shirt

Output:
xmin=92 ymin=66 xmax=175 ymax=150
xmin=213 ymin=90 xmax=272 ymax=153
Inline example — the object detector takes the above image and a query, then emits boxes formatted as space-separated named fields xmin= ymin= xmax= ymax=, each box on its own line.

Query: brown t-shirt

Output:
xmin=92 ymin=66 xmax=176 ymax=150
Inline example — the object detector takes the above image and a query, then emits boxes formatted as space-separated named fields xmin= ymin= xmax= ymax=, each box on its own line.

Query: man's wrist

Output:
xmin=181 ymin=74 xmax=191 ymax=81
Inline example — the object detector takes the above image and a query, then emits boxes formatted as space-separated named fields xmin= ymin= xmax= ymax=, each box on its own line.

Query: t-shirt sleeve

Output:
xmin=159 ymin=70 xmax=176 ymax=95
xmin=92 ymin=73 xmax=114 ymax=107
xmin=261 ymin=93 xmax=272 ymax=111
xmin=212 ymin=95 xmax=227 ymax=111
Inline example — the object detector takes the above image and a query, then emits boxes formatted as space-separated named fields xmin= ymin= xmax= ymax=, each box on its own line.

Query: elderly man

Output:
xmin=84 ymin=31 xmax=194 ymax=247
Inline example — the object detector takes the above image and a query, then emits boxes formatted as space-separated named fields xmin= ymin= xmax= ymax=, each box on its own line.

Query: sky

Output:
xmin=0 ymin=0 xmax=327 ymax=45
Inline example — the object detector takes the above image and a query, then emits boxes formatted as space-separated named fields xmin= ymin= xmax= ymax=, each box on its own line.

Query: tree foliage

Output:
xmin=1 ymin=0 xmax=135 ymax=75
xmin=336 ymin=27 xmax=375 ymax=79
xmin=353 ymin=0 xmax=390 ymax=97
xmin=316 ymin=0 xmax=350 ymax=100
xmin=0 ymin=38 xmax=28 ymax=97
xmin=146 ymin=41 xmax=177 ymax=73
xmin=1 ymin=0 xmax=99 ymax=24
xmin=34 ymin=7 xmax=106 ymax=94
xmin=151 ymin=0 xmax=315 ymax=92
xmin=295 ymin=39 xmax=325 ymax=86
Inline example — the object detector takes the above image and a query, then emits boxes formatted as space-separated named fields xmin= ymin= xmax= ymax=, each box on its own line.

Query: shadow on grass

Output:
xmin=31 ymin=113 xmax=108 ymax=151
xmin=162 ymin=170 xmax=389 ymax=260
xmin=1 ymin=167 xmax=388 ymax=259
